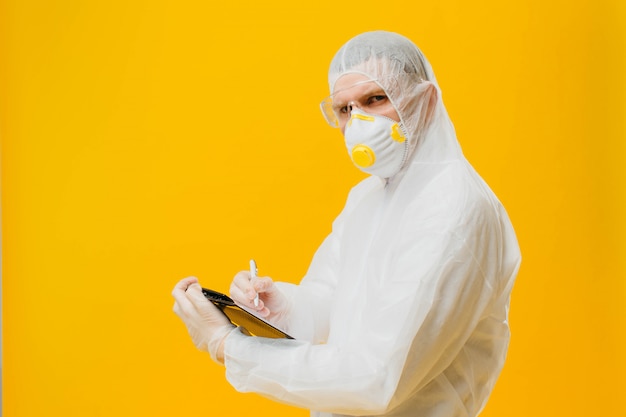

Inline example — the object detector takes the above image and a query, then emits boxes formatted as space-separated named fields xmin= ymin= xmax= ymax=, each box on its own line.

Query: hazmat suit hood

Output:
xmin=328 ymin=31 xmax=463 ymax=177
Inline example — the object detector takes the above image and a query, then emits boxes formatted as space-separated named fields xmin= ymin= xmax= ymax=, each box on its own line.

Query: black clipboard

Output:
xmin=202 ymin=288 xmax=293 ymax=339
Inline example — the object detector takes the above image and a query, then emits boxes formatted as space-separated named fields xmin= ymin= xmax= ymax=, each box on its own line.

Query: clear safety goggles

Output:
xmin=320 ymin=77 xmax=398 ymax=128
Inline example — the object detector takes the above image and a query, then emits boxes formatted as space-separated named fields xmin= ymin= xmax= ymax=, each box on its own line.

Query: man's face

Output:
xmin=332 ymin=73 xmax=400 ymax=134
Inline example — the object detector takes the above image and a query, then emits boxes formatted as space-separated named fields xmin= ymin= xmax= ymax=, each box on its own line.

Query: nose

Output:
xmin=340 ymin=101 xmax=361 ymax=133
xmin=347 ymin=101 xmax=358 ymax=115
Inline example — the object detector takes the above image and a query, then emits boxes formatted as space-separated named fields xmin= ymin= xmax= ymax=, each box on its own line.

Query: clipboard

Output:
xmin=202 ymin=288 xmax=293 ymax=339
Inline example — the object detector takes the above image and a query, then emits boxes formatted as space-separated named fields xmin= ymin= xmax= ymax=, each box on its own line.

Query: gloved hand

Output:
xmin=229 ymin=271 xmax=290 ymax=326
xmin=172 ymin=276 xmax=235 ymax=364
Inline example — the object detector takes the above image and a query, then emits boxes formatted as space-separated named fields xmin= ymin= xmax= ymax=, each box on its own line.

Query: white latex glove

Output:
xmin=229 ymin=271 xmax=290 ymax=326
xmin=172 ymin=276 xmax=235 ymax=364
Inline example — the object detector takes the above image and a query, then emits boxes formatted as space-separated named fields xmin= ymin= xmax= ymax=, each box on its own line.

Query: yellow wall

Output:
xmin=1 ymin=0 xmax=624 ymax=416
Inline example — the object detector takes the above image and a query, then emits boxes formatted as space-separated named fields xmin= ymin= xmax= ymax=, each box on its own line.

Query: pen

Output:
xmin=250 ymin=259 xmax=259 ymax=307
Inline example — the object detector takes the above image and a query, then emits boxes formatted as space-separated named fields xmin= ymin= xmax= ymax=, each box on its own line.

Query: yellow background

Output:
xmin=1 ymin=0 xmax=624 ymax=416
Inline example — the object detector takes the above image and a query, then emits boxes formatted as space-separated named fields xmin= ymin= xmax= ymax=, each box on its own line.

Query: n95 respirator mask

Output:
xmin=343 ymin=108 xmax=408 ymax=179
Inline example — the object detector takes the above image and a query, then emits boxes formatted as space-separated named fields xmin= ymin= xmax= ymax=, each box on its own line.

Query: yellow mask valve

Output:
xmin=390 ymin=123 xmax=406 ymax=143
xmin=351 ymin=144 xmax=376 ymax=168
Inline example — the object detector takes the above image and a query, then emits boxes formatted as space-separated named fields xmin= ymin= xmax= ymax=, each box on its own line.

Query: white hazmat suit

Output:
xmin=224 ymin=31 xmax=521 ymax=417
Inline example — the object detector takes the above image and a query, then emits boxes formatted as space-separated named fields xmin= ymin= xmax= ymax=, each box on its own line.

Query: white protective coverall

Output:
xmin=224 ymin=31 xmax=521 ymax=417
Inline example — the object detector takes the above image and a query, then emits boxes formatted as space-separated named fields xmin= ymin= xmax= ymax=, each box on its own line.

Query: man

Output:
xmin=173 ymin=30 xmax=520 ymax=417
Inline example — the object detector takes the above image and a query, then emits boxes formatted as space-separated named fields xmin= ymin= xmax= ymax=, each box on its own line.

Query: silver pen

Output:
xmin=250 ymin=259 xmax=259 ymax=307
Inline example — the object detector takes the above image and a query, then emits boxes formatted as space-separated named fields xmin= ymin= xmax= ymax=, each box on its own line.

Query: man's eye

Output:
xmin=338 ymin=106 xmax=349 ymax=114
xmin=368 ymin=95 xmax=387 ymax=104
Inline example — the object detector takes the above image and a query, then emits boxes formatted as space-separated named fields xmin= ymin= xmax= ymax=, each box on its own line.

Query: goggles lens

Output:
xmin=320 ymin=77 xmax=396 ymax=128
